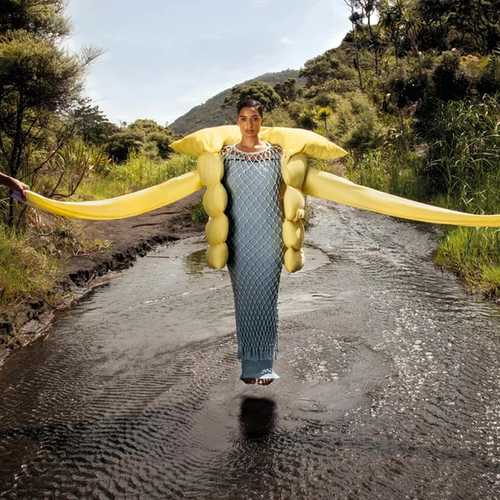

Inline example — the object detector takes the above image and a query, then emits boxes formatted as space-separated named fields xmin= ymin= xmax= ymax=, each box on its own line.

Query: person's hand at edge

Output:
xmin=0 ymin=173 xmax=30 ymax=202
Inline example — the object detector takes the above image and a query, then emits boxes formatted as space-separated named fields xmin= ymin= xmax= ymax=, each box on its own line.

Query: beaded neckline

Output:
xmin=221 ymin=142 xmax=282 ymax=161
xmin=232 ymin=142 xmax=272 ymax=154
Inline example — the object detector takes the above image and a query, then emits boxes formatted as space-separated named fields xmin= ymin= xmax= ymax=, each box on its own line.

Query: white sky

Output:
xmin=64 ymin=1 xmax=352 ymax=126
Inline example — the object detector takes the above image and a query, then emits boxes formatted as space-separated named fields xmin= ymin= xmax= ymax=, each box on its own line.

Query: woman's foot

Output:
xmin=257 ymin=378 xmax=274 ymax=386
xmin=240 ymin=359 xmax=279 ymax=385
xmin=241 ymin=378 xmax=256 ymax=384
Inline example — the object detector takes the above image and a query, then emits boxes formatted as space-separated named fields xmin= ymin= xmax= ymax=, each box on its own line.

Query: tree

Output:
xmin=0 ymin=0 xmax=68 ymax=37
xmin=0 ymin=0 xmax=101 ymax=226
xmin=377 ymin=0 xmax=408 ymax=59
xmin=343 ymin=0 xmax=366 ymax=90
xmin=297 ymin=108 xmax=318 ymax=130
xmin=71 ymin=98 xmax=118 ymax=146
xmin=105 ymin=129 xmax=143 ymax=164
xmin=223 ymin=81 xmax=282 ymax=112
xmin=102 ymin=119 xmax=175 ymax=163
xmin=317 ymin=107 xmax=332 ymax=134
xmin=299 ymin=50 xmax=344 ymax=87
xmin=418 ymin=0 xmax=499 ymax=54
xmin=355 ymin=0 xmax=384 ymax=75
xmin=127 ymin=119 xmax=175 ymax=160
xmin=274 ymin=78 xmax=297 ymax=103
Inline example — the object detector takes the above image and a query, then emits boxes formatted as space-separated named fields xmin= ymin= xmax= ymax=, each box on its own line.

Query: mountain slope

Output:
xmin=169 ymin=68 xmax=306 ymax=135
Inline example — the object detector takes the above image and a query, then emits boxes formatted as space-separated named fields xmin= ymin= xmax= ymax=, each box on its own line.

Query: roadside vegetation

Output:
xmin=1 ymin=0 xmax=499 ymax=315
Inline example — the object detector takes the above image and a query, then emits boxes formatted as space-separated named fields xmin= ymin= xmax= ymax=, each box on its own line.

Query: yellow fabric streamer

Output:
xmin=303 ymin=167 xmax=500 ymax=227
xmin=14 ymin=124 xmax=500 ymax=230
xmin=22 ymin=171 xmax=203 ymax=220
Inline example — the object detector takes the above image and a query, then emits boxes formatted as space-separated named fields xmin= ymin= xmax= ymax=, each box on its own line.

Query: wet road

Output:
xmin=1 ymin=199 xmax=499 ymax=499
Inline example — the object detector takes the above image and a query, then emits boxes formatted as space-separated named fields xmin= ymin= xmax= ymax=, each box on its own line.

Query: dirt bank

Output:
xmin=0 ymin=191 xmax=205 ymax=365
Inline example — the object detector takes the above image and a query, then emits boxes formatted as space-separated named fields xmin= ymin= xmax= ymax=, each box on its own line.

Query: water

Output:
xmin=1 ymin=199 xmax=499 ymax=499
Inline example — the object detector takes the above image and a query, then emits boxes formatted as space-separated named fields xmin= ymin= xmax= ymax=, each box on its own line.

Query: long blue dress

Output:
xmin=221 ymin=142 xmax=285 ymax=380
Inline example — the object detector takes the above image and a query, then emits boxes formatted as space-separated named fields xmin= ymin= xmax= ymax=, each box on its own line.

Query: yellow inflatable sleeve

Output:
xmin=22 ymin=171 xmax=203 ymax=220
xmin=303 ymin=167 xmax=500 ymax=227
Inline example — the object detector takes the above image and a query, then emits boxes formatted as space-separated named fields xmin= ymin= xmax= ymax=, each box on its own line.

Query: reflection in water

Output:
xmin=239 ymin=397 xmax=276 ymax=441
xmin=183 ymin=248 xmax=208 ymax=274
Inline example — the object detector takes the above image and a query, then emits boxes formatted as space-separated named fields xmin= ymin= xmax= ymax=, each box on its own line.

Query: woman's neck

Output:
xmin=236 ymin=138 xmax=267 ymax=152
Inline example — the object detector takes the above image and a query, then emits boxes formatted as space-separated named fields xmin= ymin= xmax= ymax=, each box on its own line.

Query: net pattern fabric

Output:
xmin=221 ymin=142 xmax=285 ymax=360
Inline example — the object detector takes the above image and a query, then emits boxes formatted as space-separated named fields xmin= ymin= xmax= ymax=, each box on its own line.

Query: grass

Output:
xmin=341 ymin=138 xmax=499 ymax=299
xmin=344 ymin=144 xmax=427 ymax=201
xmin=434 ymin=226 xmax=500 ymax=298
xmin=71 ymin=153 xmax=197 ymax=201
xmin=0 ymin=224 xmax=61 ymax=307
xmin=0 ymin=153 xmax=198 ymax=309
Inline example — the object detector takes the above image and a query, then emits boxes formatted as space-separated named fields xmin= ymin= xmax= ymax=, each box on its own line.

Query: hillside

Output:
xmin=169 ymin=69 xmax=307 ymax=135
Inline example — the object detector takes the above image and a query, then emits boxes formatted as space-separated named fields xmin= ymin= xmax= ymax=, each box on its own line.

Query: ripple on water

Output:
xmin=1 ymin=215 xmax=499 ymax=498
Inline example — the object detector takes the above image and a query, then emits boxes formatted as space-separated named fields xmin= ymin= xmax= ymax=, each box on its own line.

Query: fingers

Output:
xmin=11 ymin=181 xmax=29 ymax=202
xmin=10 ymin=189 xmax=27 ymax=202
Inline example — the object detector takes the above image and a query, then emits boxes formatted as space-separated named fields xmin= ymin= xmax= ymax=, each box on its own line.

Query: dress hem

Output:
xmin=237 ymin=346 xmax=279 ymax=361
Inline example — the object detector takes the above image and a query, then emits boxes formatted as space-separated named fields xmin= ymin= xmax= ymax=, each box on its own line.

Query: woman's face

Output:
xmin=237 ymin=106 xmax=263 ymax=139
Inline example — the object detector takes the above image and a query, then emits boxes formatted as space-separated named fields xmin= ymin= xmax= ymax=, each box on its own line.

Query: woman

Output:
xmin=0 ymin=98 xmax=284 ymax=386
xmin=222 ymin=98 xmax=284 ymax=385
xmin=5 ymin=100 xmax=499 ymax=385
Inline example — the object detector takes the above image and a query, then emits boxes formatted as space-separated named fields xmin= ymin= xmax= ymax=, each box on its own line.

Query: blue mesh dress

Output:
xmin=221 ymin=142 xmax=285 ymax=381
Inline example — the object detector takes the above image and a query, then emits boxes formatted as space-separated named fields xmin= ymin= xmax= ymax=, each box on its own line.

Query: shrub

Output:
xmin=417 ymin=93 xmax=500 ymax=213
xmin=431 ymin=51 xmax=470 ymax=101
xmin=331 ymin=92 xmax=386 ymax=154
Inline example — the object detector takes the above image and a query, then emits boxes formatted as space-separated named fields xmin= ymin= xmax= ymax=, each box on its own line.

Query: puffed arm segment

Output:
xmin=21 ymin=171 xmax=203 ymax=220
xmin=303 ymin=167 xmax=500 ymax=227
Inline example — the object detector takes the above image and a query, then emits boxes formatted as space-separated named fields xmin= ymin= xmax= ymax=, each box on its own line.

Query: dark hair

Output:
xmin=237 ymin=97 xmax=264 ymax=118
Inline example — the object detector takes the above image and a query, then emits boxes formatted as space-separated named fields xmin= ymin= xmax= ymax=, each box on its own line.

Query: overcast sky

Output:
xmin=64 ymin=1 xmax=352 ymax=126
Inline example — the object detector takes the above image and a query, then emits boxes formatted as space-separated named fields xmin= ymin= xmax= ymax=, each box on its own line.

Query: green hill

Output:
xmin=169 ymin=69 xmax=306 ymax=135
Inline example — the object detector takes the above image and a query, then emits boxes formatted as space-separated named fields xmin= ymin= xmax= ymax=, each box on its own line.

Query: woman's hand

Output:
xmin=0 ymin=173 xmax=30 ymax=202
xmin=13 ymin=179 xmax=30 ymax=202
